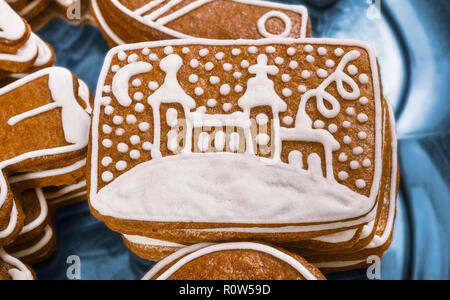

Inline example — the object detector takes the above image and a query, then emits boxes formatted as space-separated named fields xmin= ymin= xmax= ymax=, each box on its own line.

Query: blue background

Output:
xmin=33 ymin=0 xmax=449 ymax=280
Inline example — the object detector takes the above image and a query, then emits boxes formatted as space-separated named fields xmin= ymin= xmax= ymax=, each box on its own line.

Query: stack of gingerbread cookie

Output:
xmin=0 ymin=0 xmax=56 ymax=86
xmin=88 ymin=0 xmax=399 ymax=280
xmin=0 ymin=2 xmax=92 ymax=279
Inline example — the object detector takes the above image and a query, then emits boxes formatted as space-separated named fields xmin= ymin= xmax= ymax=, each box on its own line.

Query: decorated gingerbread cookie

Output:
xmin=142 ymin=242 xmax=325 ymax=280
xmin=7 ymin=0 xmax=52 ymax=21
xmin=0 ymin=247 xmax=35 ymax=280
xmin=91 ymin=0 xmax=311 ymax=47
xmin=0 ymin=67 xmax=92 ymax=247
xmin=89 ymin=38 xmax=389 ymax=247
xmin=0 ymin=0 xmax=32 ymax=54
xmin=43 ymin=180 xmax=87 ymax=208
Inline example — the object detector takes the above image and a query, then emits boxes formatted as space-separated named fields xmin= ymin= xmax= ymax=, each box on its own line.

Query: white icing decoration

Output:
xmin=233 ymin=72 xmax=242 ymax=79
xmin=362 ymin=159 xmax=371 ymax=168
xmin=338 ymin=171 xmax=348 ymax=181
xmin=116 ymin=161 xmax=127 ymax=171
xmin=287 ymin=47 xmax=296 ymax=56
xmin=101 ymin=157 xmax=112 ymax=167
xmin=359 ymin=74 xmax=369 ymax=84
xmin=142 ymin=142 xmax=152 ymax=151
xmin=347 ymin=65 xmax=358 ymax=75
xmin=297 ymin=85 xmax=307 ymax=93
xmin=359 ymin=97 xmax=369 ymax=105
xmin=223 ymin=63 xmax=232 ymax=71
xmin=139 ymin=122 xmax=150 ymax=132
xmin=248 ymin=46 xmax=258 ymax=54
xmin=112 ymin=62 xmax=153 ymax=107
xmin=102 ymin=139 xmax=113 ymax=148
xmin=229 ymin=133 xmax=240 ymax=152
xmin=356 ymin=179 xmax=366 ymax=189
xmin=198 ymin=132 xmax=210 ymax=152
xmin=342 ymin=121 xmax=351 ymax=128
xmin=115 ymin=128 xmax=125 ymax=136
xmin=282 ymin=88 xmax=292 ymax=97
xmin=328 ymin=124 xmax=338 ymax=133
xmin=205 ymin=62 xmax=214 ymax=71
xmin=130 ymin=150 xmax=141 ymax=160
xmin=130 ymin=135 xmax=141 ymax=145
xmin=103 ymin=125 xmax=112 ymax=134
xmin=117 ymin=143 xmax=129 ymax=153
xmin=314 ymin=120 xmax=325 ymax=129
xmin=128 ymin=53 xmax=138 ymax=63
xmin=301 ymin=70 xmax=311 ymax=79
xmin=334 ymin=48 xmax=344 ymax=56
xmin=304 ymin=45 xmax=313 ymax=53
xmin=338 ymin=153 xmax=348 ymax=162
xmin=164 ymin=46 xmax=173 ymax=55
xmin=102 ymin=171 xmax=113 ymax=182
xmin=0 ymin=248 xmax=33 ymax=280
xmin=133 ymin=92 xmax=144 ymax=101
xmin=214 ymin=131 xmax=225 ymax=151
xmin=215 ymin=52 xmax=224 ymax=60
xmin=317 ymin=69 xmax=328 ymax=78
xmin=232 ymin=48 xmax=241 ymax=56
xmin=283 ymin=116 xmax=294 ymax=126
xmin=240 ymin=60 xmax=250 ymax=68
xmin=220 ymin=84 xmax=231 ymax=96
xmin=358 ymin=131 xmax=368 ymax=140
xmin=148 ymin=81 xmax=159 ymax=90
xmin=190 ymin=59 xmax=199 ymax=68
xmin=326 ymin=59 xmax=335 ymax=68
xmin=149 ymin=53 xmax=158 ymax=61
xmin=289 ymin=61 xmax=299 ymax=69
xmin=274 ymin=57 xmax=284 ymax=65
xmin=222 ymin=103 xmax=232 ymax=112
xmin=113 ymin=115 xmax=123 ymax=125
xmin=199 ymin=49 xmax=209 ymax=57
xmin=188 ymin=74 xmax=198 ymax=83
xmin=234 ymin=85 xmax=243 ymax=93
xmin=194 ymin=87 xmax=204 ymax=96
xmin=350 ymin=161 xmax=360 ymax=170
xmin=357 ymin=113 xmax=369 ymax=123
xmin=346 ymin=107 xmax=355 ymax=115
xmin=306 ymin=55 xmax=315 ymax=63
xmin=265 ymin=46 xmax=276 ymax=54
xmin=353 ymin=147 xmax=364 ymax=155
xmin=207 ymin=99 xmax=217 ymax=107
xmin=317 ymin=47 xmax=327 ymax=55
xmin=135 ymin=103 xmax=145 ymax=113
xmin=281 ymin=74 xmax=291 ymax=82
xmin=257 ymin=11 xmax=292 ymax=38
xmin=256 ymin=113 xmax=269 ymax=126
xmin=256 ymin=133 xmax=270 ymax=146
xmin=209 ymin=76 xmax=220 ymax=85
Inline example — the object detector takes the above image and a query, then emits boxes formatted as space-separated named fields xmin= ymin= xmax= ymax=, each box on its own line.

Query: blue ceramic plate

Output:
xmin=33 ymin=0 xmax=450 ymax=280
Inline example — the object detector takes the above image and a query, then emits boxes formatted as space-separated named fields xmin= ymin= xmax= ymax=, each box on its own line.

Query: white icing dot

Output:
xmin=130 ymin=135 xmax=141 ymax=145
xmin=223 ymin=63 xmax=232 ymax=71
xmin=334 ymin=48 xmax=344 ymax=56
xmin=301 ymin=70 xmax=311 ymax=79
xmin=190 ymin=59 xmax=199 ymax=68
xmin=358 ymin=132 xmax=368 ymax=140
xmin=209 ymin=76 xmax=220 ymax=85
xmin=248 ymin=46 xmax=258 ymax=54
xmin=328 ymin=124 xmax=338 ymax=133
xmin=229 ymin=132 xmax=240 ymax=151
xmin=232 ymin=48 xmax=242 ymax=56
xmin=289 ymin=61 xmax=298 ymax=69
xmin=233 ymin=72 xmax=242 ymax=79
xmin=148 ymin=81 xmax=159 ymax=90
xmin=214 ymin=131 xmax=226 ymax=151
xmin=103 ymin=125 xmax=112 ymax=134
xmin=111 ymin=65 xmax=120 ymax=72
xmin=195 ymin=87 xmax=204 ymax=96
xmin=280 ymin=74 xmax=291 ymax=83
xmin=359 ymin=74 xmax=369 ymax=84
xmin=287 ymin=47 xmax=296 ymax=56
xmin=102 ymin=172 xmax=113 ymax=182
xmin=317 ymin=69 xmax=328 ymax=78
xmin=220 ymin=84 xmax=231 ymax=96
xmin=359 ymin=97 xmax=369 ymax=105
xmin=338 ymin=171 xmax=349 ymax=181
xmin=223 ymin=103 xmax=232 ymax=112
xmin=135 ymin=103 xmax=145 ymax=113
xmin=304 ymin=45 xmax=314 ymax=53
xmin=306 ymin=55 xmax=315 ymax=63
xmin=139 ymin=122 xmax=150 ymax=132
xmin=265 ymin=46 xmax=276 ymax=53
xmin=353 ymin=147 xmax=364 ymax=155
xmin=283 ymin=116 xmax=294 ymax=126
xmin=347 ymin=65 xmax=358 ymax=75
xmin=317 ymin=47 xmax=327 ymax=55
xmin=207 ymin=99 xmax=217 ymax=107
xmin=205 ymin=62 xmax=214 ymax=71
xmin=189 ymin=74 xmax=199 ymax=83
xmin=346 ymin=107 xmax=355 ymax=115
xmin=126 ymin=115 xmax=137 ymax=124
xmin=199 ymin=49 xmax=209 ymax=57
xmin=357 ymin=113 xmax=369 ymax=123
xmin=182 ymin=47 xmax=190 ymax=54
xmin=362 ymin=159 xmax=372 ymax=168
xmin=149 ymin=53 xmax=158 ymax=61
xmin=298 ymin=85 xmax=307 ymax=93
xmin=274 ymin=57 xmax=284 ymax=65
xmin=128 ymin=53 xmax=138 ymax=63
xmin=163 ymin=46 xmax=173 ymax=55
xmin=103 ymin=85 xmax=111 ymax=93
xmin=102 ymin=139 xmax=112 ymax=148
xmin=132 ymin=79 xmax=142 ymax=87
xmin=101 ymin=157 xmax=112 ymax=167
xmin=215 ymin=52 xmax=225 ymax=60
xmin=166 ymin=108 xmax=178 ymax=127
xmin=326 ymin=59 xmax=335 ymax=68
xmin=240 ymin=60 xmax=250 ymax=68
xmin=234 ymin=85 xmax=243 ymax=93
xmin=117 ymin=143 xmax=129 ymax=153
xmin=115 ymin=161 xmax=127 ymax=171
xmin=350 ymin=161 xmax=360 ymax=170
xmin=133 ymin=92 xmax=144 ymax=101
xmin=282 ymin=88 xmax=292 ymax=97
xmin=256 ymin=113 xmax=269 ymax=126
xmin=343 ymin=121 xmax=351 ymax=128
xmin=343 ymin=136 xmax=352 ymax=144
xmin=256 ymin=133 xmax=270 ymax=146
xmin=117 ymin=51 xmax=127 ymax=61
xmin=356 ymin=179 xmax=366 ymax=189
xmin=113 ymin=116 xmax=123 ymax=125
xmin=101 ymin=97 xmax=111 ymax=106
xmin=314 ymin=120 xmax=325 ymax=129
xmin=104 ymin=106 xmax=114 ymax=115
xmin=115 ymin=128 xmax=125 ymax=136
xmin=142 ymin=142 xmax=152 ymax=151
xmin=130 ymin=150 xmax=141 ymax=160
xmin=338 ymin=153 xmax=348 ymax=162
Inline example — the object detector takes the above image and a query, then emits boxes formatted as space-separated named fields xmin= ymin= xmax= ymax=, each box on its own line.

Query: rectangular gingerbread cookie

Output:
xmin=89 ymin=38 xmax=388 ymax=244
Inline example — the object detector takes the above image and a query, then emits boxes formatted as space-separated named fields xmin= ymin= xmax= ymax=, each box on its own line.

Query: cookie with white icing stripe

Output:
xmin=90 ymin=39 xmax=391 ymax=247
xmin=91 ymin=0 xmax=311 ymax=47
xmin=143 ymin=242 xmax=325 ymax=280
xmin=0 ymin=0 xmax=32 ymax=55
xmin=0 ymin=67 xmax=92 ymax=246
xmin=12 ymin=0 xmax=51 ymax=21
xmin=44 ymin=180 xmax=87 ymax=209
xmin=0 ymin=247 xmax=35 ymax=280
xmin=0 ymin=31 xmax=39 ymax=73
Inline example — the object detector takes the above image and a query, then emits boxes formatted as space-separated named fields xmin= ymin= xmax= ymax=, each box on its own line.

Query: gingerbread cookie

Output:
xmin=89 ymin=38 xmax=389 ymax=247
xmin=91 ymin=0 xmax=311 ymax=47
xmin=0 ymin=0 xmax=32 ymax=54
xmin=10 ymin=0 xmax=52 ymax=21
xmin=0 ymin=31 xmax=39 ymax=73
xmin=0 ymin=247 xmax=35 ymax=280
xmin=44 ymin=180 xmax=87 ymax=208
xmin=142 ymin=242 xmax=325 ymax=280
xmin=0 ymin=67 xmax=91 ymax=246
